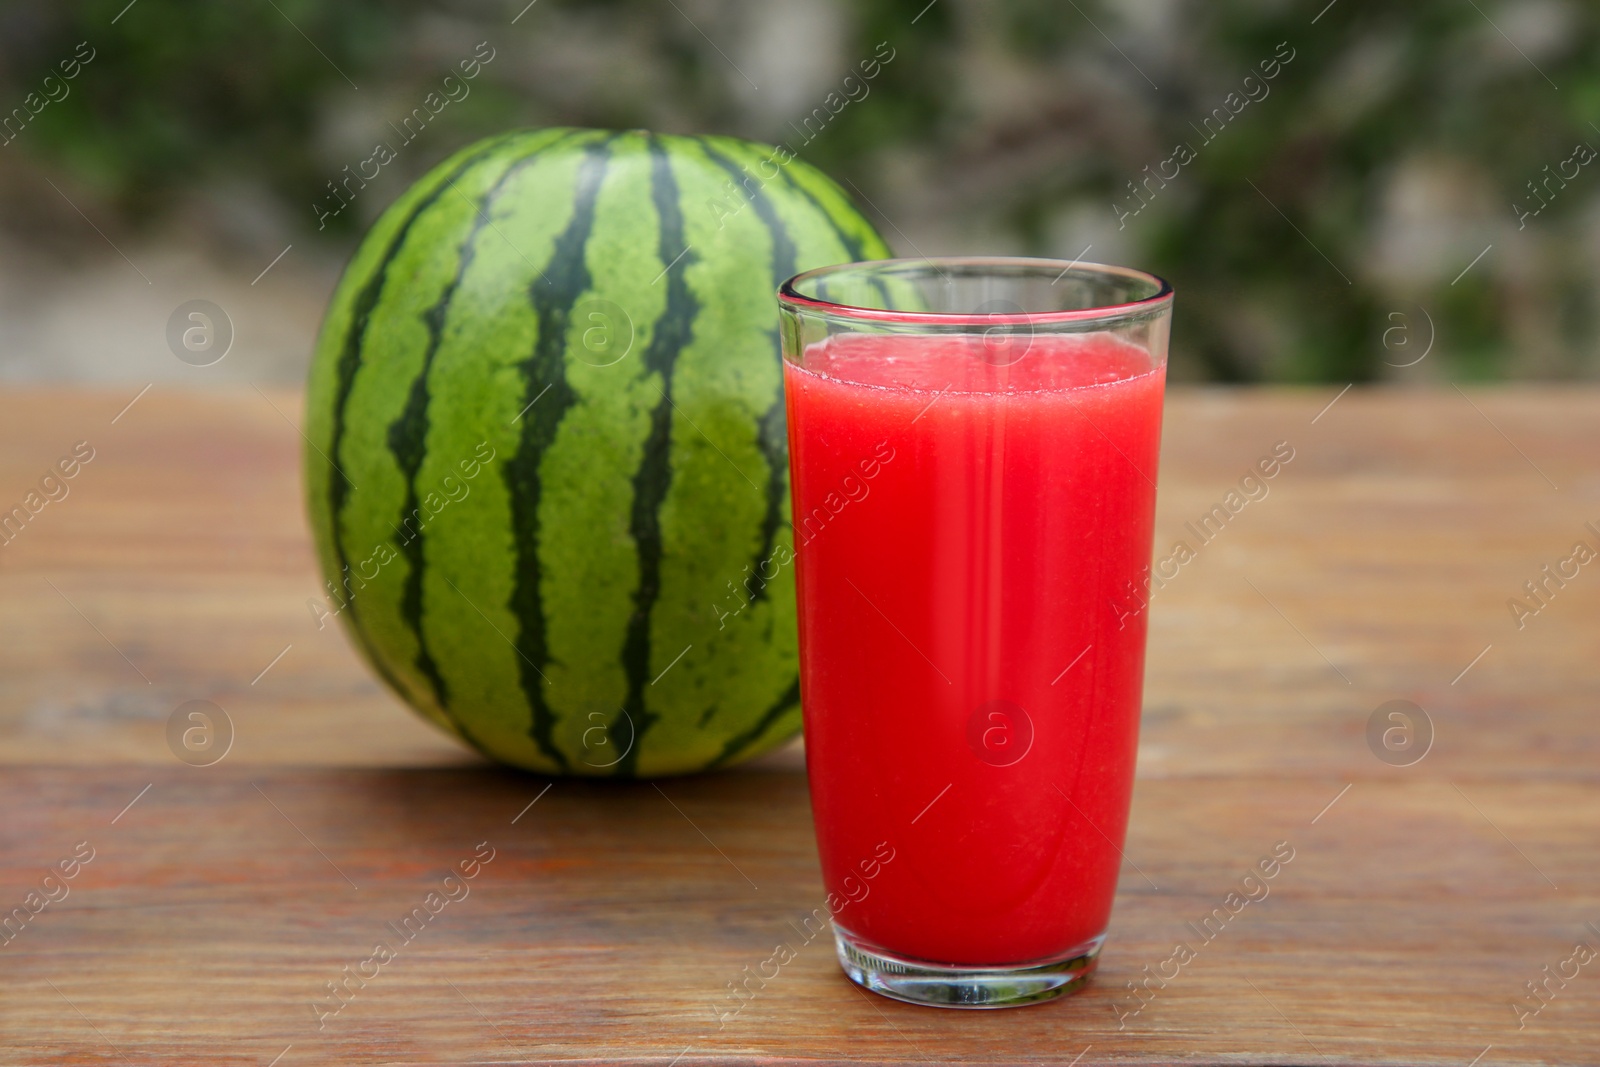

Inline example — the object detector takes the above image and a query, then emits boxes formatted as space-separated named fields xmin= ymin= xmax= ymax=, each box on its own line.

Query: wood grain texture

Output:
xmin=0 ymin=385 xmax=1597 ymax=1066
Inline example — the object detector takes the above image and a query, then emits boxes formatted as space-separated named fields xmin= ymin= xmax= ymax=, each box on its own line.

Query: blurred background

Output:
xmin=0 ymin=0 xmax=1595 ymax=384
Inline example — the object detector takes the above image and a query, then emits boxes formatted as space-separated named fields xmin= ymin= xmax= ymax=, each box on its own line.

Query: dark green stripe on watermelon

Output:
xmin=732 ymin=142 xmax=892 ymax=306
xmin=709 ymin=678 xmax=800 ymax=769
xmin=613 ymin=135 xmax=698 ymax=777
xmin=761 ymin=155 xmax=870 ymax=260
xmin=386 ymin=169 xmax=501 ymax=717
xmin=504 ymin=134 xmax=618 ymax=772
xmin=696 ymin=138 xmax=796 ymax=613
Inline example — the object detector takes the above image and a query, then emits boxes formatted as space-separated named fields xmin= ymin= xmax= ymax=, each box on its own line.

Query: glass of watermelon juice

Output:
xmin=776 ymin=257 xmax=1172 ymax=1008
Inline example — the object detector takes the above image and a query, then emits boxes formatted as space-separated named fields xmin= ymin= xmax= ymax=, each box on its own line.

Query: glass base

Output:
xmin=833 ymin=924 xmax=1104 ymax=1009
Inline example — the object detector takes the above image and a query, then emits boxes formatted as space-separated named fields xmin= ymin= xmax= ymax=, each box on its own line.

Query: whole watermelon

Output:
xmin=304 ymin=128 xmax=889 ymax=776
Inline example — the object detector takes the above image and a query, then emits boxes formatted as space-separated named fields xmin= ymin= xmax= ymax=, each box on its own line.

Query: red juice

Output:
xmin=784 ymin=331 xmax=1164 ymax=966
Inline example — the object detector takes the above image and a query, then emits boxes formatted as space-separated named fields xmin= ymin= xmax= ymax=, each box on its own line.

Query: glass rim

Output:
xmin=777 ymin=255 xmax=1174 ymax=328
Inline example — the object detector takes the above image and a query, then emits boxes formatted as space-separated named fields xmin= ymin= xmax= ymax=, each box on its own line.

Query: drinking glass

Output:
xmin=776 ymin=257 xmax=1172 ymax=1008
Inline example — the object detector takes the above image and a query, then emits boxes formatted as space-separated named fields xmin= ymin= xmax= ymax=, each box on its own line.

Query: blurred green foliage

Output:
xmin=2 ymin=0 xmax=1598 ymax=381
xmin=1 ymin=2 xmax=405 ymax=213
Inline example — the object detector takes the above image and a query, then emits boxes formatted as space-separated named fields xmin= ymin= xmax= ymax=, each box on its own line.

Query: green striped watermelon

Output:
xmin=303 ymin=128 xmax=890 ymax=777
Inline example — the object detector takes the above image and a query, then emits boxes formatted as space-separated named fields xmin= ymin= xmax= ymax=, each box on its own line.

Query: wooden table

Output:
xmin=1 ymin=385 xmax=1596 ymax=1066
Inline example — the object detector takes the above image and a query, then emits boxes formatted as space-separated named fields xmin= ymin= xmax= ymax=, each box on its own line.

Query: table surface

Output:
xmin=1 ymin=384 xmax=1596 ymax=1066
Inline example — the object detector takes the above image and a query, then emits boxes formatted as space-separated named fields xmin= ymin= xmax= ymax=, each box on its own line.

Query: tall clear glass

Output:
xmin=776 ymin=257 xmax=1173 ymax=1008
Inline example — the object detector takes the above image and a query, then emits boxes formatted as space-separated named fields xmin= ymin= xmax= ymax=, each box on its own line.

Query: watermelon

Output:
xmin=303 ymin=128 xmax=890 ymax=777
